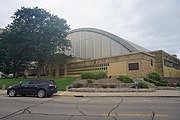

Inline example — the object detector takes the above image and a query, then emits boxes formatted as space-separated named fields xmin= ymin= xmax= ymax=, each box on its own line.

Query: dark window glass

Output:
xmin=21 ymin=81 xmax=29 ymax=86
xmin=29 ymin=80 xmax=49 ymax=84
xmin=164 ymin=60 xmax=172 ymax=67
xmin=151 ymin=60 xmax=153 ymax=66
xmin=129 ymin=63 xmax=139 ymax=70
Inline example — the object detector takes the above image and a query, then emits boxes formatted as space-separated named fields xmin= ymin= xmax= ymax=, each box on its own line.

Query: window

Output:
xmin=164 ymin=60 xmax=180 ymax=70
xmin=21 ymin=81 xmax=29 ymax=86
xmin=173 ymin=63 xmax=180 ymax=70
xmin=129 ymin=63 xmax=139 ymax=70
xmin=151 ymin=60 xmax=153 ymax=66
xmin=164 ymin=60 xmax=172 ymax=67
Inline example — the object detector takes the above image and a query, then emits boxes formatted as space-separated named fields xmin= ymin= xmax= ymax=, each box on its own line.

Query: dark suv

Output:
xmin=7 ymin=80 xmax=57 ymax=98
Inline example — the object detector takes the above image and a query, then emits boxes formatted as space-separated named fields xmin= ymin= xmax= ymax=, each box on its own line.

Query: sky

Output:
xmin=0 ymin=0 xmax=180 ymax=58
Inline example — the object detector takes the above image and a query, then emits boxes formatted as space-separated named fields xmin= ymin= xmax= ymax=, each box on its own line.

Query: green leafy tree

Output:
xmin=0 ymin=30 xmax=29 ymax=77
xmin=47 ymin=53 xmax=71 ymax=77
xmin=1 ymin=7 xmax=70 ymax=77
xmin=0 ymin=32 xmax=7 ymax=73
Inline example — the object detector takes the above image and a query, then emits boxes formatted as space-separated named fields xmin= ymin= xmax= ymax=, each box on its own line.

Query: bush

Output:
xmin=138 ymin=82 xmax=148 ymax=88
xmin=144 ymin=77 xmax=169 ymax=86
xmin=118 ymin=75 xmax=134 ymax=83
xmin=144 ymin=77 xmax=155 ymax=83
xmin=177 ymin=82 xmax=180 ymax=87
xmin=155 ymin=82 xmax=168 ymax=86
xmin=81 ymin=71 xmax=107 ymax=79
xmin=101 ymin=85 xmax=108 ymax=88
xmin=81 ymin=72 xmax=90 ymax=79
xmin=158 ymin=80 xmax=168 ymax=84
xmin=72 ymin=83 xmax=84 ymax=88
xmin=108 ymin=84 xmax=116 ymax=88
xmin=147 ymin=72 xmax=160 ymax=80
xmin=87 ymin=79 xmax=93 ymax=84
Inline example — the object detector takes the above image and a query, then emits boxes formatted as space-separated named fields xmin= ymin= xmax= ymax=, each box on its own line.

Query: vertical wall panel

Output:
xmin=67 ymin=30 xmax=132 ymax=59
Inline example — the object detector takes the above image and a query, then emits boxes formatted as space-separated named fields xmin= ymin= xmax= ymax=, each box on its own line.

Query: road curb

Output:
xmin=58 ymin=95 xmax=180 ymax=97
xmin=1 ymin=90 xmax=180 ymax=97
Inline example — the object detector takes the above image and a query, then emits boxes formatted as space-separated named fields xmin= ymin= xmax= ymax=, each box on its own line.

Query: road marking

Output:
xmin=100 ymin=113 xmax=167 ymax=117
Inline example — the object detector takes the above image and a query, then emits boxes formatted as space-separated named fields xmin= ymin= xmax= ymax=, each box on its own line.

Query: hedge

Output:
xmin=81 ymin=70 xmax=107 ymax=79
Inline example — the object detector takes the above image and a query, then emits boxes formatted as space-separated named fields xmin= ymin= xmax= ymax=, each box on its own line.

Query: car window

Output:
xmin=21 ymin=81 xmax=29 ymax=86
xmin=29 ymin=80 xmax=39 ymax=84
xmin=29 ymin=80 xmax=49 ymax=85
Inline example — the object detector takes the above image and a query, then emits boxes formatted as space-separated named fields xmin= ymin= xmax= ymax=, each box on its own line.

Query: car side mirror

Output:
xmin=19 ymin=81 xmax=22 ymax=86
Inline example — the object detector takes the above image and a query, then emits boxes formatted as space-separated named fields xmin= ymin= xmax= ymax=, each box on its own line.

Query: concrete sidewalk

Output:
xmin=1 ymin=90 xmax=180 ymax=97
xmin=58 ymin=90 xmax=180 ymax=97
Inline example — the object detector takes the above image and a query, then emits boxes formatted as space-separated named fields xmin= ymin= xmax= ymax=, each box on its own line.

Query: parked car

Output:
xmin=0 ymin=72 xmax=6 ymax=78
xmin=7 ymin=80 xmax=57 ymax=98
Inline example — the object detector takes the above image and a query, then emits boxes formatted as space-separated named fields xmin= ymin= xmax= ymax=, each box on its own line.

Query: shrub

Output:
xmin=138 ymin=82 xmax=148 ymax=88
xmin=101 ymin=85 xmax=108 ymax=88
xmin=81 ymin=72 xmax=90 ymax=79
xmin=81 ymin=71 xmax=107 ymax=79
xmin=147 ymin=72 xmax=160 ymax=80
xmin=87 ymin=79 xmax=93 ymax=84
xmin=97 ymin=71 xmax=107 ymax=79
xmin=144 ymin=77 xmax=169 ymax=86
xmin=144 ymin=77 xmax=155 ymax=83
xmin=158 ymin=80 xmax=168 ymax=84
xmin=155 ymin=82 xmax=168 ymax=86
xmin=108 ymin=84 xmax=116 ymax=88
xmin=177 ymin=82 xmax=180 ymax=87
xmin=72 ymin=83 xmax=84 ymax=88
xmin=118 ymin=75 xmax=134 ymax=83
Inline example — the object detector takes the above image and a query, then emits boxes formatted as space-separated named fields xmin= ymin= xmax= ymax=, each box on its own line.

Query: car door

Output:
xmin=17 ymin=80 xmax=38 ymax=95
xmin=28 ymin=80 xmax=39 ymax=95
xmin=17 ymin=80 xmax=30 ymax=95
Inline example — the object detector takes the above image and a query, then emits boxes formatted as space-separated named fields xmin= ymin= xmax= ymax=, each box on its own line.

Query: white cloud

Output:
xmin=0 ymin=0 xmax=179 ymax=58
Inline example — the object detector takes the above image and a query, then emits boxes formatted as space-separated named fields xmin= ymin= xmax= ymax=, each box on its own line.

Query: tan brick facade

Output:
xmin=44 ymin=52 xmax=155 ymax=78
xmin=150 ymin=50 xmax=180 ymax=77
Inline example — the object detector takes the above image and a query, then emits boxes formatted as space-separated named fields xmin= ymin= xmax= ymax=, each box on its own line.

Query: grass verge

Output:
xmin=0 ymin=78 xmax=77 ymax=91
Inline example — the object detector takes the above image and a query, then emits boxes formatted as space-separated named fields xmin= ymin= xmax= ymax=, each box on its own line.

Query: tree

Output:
xmin=47 ymin=53 xmax=71 ymax=77
xmin=0 ymin=29 xmax=30 ymax=77
xmin=0 ymin=32 xmax=8 ymax=74
xmin=1 ymin=7 xmax=70 ymax=77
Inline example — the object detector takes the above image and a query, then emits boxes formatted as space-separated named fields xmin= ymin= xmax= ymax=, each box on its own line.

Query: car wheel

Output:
xmin=9 ymin=89 xmax=16 ymax=97
xmin=38 ymin=90 xmax=45 ymax=98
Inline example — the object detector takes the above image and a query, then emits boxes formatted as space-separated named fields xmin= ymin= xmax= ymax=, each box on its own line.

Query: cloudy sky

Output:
xmin=0 ymin=0 xmax=180 ymax=58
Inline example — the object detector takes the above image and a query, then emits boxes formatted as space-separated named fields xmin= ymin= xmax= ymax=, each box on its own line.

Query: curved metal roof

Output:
xmin=69 ymin=28 xmax=149 ymax=52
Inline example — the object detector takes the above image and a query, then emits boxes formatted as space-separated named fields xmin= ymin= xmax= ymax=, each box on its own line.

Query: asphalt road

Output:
xmin=0 ymin=95 xmax=179 ymax=120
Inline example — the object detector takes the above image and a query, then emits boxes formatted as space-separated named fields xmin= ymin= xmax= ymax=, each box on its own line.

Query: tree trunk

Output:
xmin=37 ymin=65 xmax=42 ymax=78
xmin=13 ymin=61 xmax=18 ymax=78
xmin=55 ymin=64 xmax=59 ymax=78
xmin=37 ymin=66 xmax=42 ymax=78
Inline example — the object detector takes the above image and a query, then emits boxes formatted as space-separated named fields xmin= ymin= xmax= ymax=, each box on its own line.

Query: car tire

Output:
xmin=38 ymin=89 xmax=45 ymax=98
xmin=9 ymin=89 xmax=16 ymax=97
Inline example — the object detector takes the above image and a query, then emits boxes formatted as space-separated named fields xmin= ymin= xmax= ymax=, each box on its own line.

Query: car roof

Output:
xmin=29 ymin=80 xmax=54 ymax=81
xmin=28 ymin=80 xmax=54 ymax=83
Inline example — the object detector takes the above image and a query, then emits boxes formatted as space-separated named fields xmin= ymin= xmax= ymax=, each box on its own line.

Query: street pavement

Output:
xmin=0 ymin=95 xmax=180 ymax=120
xmin=1 ymin=89 xmax=180 ymax=97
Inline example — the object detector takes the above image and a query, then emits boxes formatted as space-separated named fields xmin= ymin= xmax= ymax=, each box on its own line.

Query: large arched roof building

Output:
xmin=67 ymin=28 xmax=149 ymax=59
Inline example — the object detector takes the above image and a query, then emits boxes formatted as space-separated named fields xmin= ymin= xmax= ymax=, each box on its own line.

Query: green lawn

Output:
xmin=0 ymin=78 xmax=77 ymax=91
